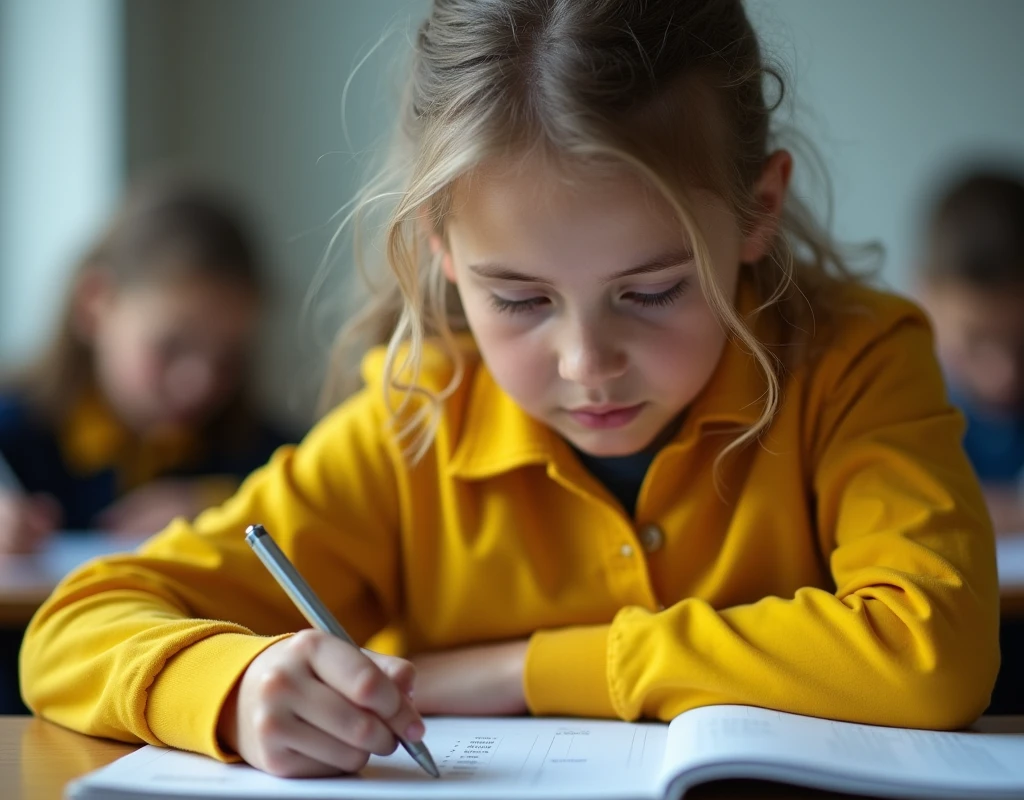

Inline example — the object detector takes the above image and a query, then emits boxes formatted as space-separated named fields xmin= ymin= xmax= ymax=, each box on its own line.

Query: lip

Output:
xmin=567 ymin=403 xmax=645 ymax=430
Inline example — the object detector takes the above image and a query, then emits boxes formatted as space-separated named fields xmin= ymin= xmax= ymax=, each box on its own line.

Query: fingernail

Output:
xmin=405 ymin=721 xmax=425 ymax=741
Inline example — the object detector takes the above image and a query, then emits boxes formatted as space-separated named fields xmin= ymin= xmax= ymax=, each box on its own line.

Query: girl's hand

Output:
xmin=0 ymin=491 xmax=60 ymax=554
xmin=217 ymin=630 xmax=425 ymax=778
xmin=410 ymin=639 xmax=529 ymax=716
xmin=96 ymin=479 xmax=205 ymax=536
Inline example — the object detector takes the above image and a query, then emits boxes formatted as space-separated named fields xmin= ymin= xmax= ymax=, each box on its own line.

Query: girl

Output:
xmin=22 ymin=0 xmax=999 ymax=778
xmin=0 ymin=176 xmax=291 ymax=552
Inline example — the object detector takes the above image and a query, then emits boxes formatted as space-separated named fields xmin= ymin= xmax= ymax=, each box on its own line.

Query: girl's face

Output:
xmin=443 ymin=155 xmax=787 ymax=457
xmin=81 ymin=272 xmax=259 ymax=433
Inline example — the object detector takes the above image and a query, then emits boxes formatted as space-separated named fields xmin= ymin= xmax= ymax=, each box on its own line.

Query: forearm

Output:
xmin=526 ymin=568 xmax=998 ymax=729
xmin=410 ymin=639 xmax=529 ymax=716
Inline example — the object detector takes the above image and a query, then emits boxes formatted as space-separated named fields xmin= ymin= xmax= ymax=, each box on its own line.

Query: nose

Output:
xmin=557 ymin=317 xmax=627 ymax=387
xmin=166 ymin=356 xmax=218 ymax=414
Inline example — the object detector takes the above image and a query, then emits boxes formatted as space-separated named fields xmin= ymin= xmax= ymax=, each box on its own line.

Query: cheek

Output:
xmin=461 ymin=302 xmax=553 ymax=406
xmin=638 ymin=308 xmax=726 ymax=397
xmin=103 ymin=335 xmax=164 ymax=395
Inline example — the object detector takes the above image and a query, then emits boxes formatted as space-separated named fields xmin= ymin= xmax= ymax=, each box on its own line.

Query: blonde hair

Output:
xmin=322 ymin=0 xmax=860 ymax=471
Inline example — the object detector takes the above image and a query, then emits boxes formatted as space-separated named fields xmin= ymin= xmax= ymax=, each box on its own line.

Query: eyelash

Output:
xmin=489 ymin=280 xmax=690 ymax=315
xmin=626 ymin=280 xmax=690 ymax=308
xmin=489 ymin=295 xmax=549 ymax=314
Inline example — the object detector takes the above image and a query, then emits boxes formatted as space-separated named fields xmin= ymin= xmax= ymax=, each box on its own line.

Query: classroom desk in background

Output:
xmin=0 ymin=532 xmax=146 ymax=626
xmin=997 ymin=534 xmax=1024 ymax=616
xmin=3 ymin=715 xmax=1023 ymax=800
xmin=1 ymin=533 xmax=1024 ymax=626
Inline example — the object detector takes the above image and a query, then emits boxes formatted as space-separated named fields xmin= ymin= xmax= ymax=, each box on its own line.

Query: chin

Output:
xmin=566 ymin=430 xmax=653 ymax=458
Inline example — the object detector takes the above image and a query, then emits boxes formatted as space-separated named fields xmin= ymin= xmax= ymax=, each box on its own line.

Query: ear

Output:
xmin=428 ymin=232 xmax=457 ymax=283
xmin=739 ymin=149 xmax=793 ymax=264
xmin=71 ymin=266 xmax=116 ymax=341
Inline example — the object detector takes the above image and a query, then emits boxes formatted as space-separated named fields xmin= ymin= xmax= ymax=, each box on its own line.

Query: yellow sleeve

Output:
xmin=20 ymin=388 xmax=402 ymax=758
xmin=525 ymin=314 xmax=1000 ymax=729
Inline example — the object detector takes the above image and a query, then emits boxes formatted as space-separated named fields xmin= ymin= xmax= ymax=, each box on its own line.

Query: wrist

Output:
xmin=215 ymin=684 xmax=240 ymax=755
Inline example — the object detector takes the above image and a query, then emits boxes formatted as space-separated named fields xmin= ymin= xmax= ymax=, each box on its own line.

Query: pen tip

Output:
xmin=421 ymin=753 xmax=440 ymax=779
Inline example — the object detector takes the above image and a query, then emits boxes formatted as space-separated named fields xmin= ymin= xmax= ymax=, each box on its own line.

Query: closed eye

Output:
xmin=623 ymin=279 xmax=690 ymax=308
xmin=489 ymin=295 xmax=551 ymax=314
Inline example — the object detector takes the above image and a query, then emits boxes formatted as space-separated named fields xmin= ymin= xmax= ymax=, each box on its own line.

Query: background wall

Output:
xmin=3 ymin=0 xmax=1024 ymax=429
xmin=749 ymin=0 xmax=1024 ymax=285
xmin=0 ymin=0 xmax=121 ymax=362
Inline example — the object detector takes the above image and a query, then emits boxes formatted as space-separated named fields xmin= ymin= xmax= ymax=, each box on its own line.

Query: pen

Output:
xmin=0 ymin=451 xmax=24 ymax=494
xmin=244 ymin=523 xmax=440 ymax=779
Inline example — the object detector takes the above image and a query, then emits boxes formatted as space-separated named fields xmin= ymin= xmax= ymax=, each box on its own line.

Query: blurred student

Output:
xmin=0 ymin=176 xmax=295 ymax=713
xmin=917 ymin=170 xmax=1024 ymax=535
xmin=0 ymin=175 xmax=294 ymax=552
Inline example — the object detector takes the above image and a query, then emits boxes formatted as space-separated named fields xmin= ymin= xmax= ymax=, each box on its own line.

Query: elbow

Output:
xmin=19 ymin=610 xmax=60 ymax=718
xmin=891 ymin=654 xmax=998 ymax=730
xmin=883 ymin=613 xmax=1000 ymax=730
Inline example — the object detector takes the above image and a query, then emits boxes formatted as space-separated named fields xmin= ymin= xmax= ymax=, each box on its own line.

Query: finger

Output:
xmin=21 ymin=521 xmax=55 ymax=551
xmin=24 ymin=500 xmax=57 ymax=533
xmin=8 ymin=510 xmax=54 ymax=553
xmin=299 ymin=632 xmax=425 ymax=742
xmin=293 ymin=679 xmax=397 ymax=757
xmin=94 ymin=504 xmax=123 ymax=531
xmin=273 ymin=714 xmax=371 ymax=776
xmin=367 ymin=650 xmax=416 ymax=698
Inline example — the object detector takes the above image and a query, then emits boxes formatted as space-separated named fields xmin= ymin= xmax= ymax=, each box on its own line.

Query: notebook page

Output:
xmin=659 ymin=705 xmax=1024 ymax=799
xmin=69 ymin=717 xmax=669 ymax=800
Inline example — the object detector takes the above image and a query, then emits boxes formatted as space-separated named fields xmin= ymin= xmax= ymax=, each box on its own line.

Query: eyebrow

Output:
xmin=467 ymin=248 xmax=694 ymax=284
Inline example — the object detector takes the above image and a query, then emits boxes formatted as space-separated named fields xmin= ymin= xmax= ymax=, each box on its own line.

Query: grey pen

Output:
xmin=0 ymin=451 xmax=24 ymax=494
xmin=244 ymin=524 xmax=440 ymax=779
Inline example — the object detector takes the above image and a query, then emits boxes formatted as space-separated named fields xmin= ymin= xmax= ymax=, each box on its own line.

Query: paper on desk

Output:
xmin=67 ymin=716 xmax=669 ymax=800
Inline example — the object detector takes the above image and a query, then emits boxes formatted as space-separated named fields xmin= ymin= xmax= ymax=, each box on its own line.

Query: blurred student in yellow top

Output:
xmin=1 ymin=175 xmax=293 ymax=715
xmin=0 ymin=175 xmax=292 ymax=553
xmin=21 ymin=0 xmax=999 ymax=779
xmin=915 ymin=169 xmax=1024 ymax=535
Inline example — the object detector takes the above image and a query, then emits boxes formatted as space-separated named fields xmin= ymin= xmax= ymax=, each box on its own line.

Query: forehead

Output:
xmin=934 ymin=281 xmax=1024 ymax=332
xmin=447 ymin=157 xmax=687 ymax=251
xmin=114 ymin=276 xmax=257 ymax=333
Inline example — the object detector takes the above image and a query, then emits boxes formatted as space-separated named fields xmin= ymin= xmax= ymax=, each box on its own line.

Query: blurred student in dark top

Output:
xmin=917 ymin=169 xmax=1024 ymax=535
xmin=0 ymin=175 xmax=295 ymax=551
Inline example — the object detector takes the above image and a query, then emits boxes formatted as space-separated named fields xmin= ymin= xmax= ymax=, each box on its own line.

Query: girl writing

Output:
xmin=22 ymin=0 xmax=998 ymax=777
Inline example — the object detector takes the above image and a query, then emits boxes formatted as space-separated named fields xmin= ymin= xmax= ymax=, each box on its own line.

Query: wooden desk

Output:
xmin=3 ymin=534 xmax=1024 ymax=627
xmin=2 ymin=716 xmax=1022 ymax=800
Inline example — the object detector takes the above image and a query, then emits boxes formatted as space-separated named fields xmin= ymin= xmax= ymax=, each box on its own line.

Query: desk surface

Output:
xmin=3 ymin=716 xmax=1023 ymax=800
xmin=2 ymin=533 xmax=1024 ymax=627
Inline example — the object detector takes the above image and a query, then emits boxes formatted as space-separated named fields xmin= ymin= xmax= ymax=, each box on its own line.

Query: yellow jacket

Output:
xmin=21 ymin=283 xmax=999 ymax=758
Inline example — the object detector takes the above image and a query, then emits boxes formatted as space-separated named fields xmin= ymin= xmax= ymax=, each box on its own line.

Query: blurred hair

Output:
xmin=922 ymin=168 xmax=1024 ymax=288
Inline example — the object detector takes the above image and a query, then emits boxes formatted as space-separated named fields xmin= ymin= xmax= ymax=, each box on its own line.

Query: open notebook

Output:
xmin=67 ymin=705 xmax=1024 ymax=800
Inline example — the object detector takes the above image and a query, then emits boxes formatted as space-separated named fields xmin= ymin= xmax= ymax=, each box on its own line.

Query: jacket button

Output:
xmin=638 ymin=524 xmax=665 ymax=553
